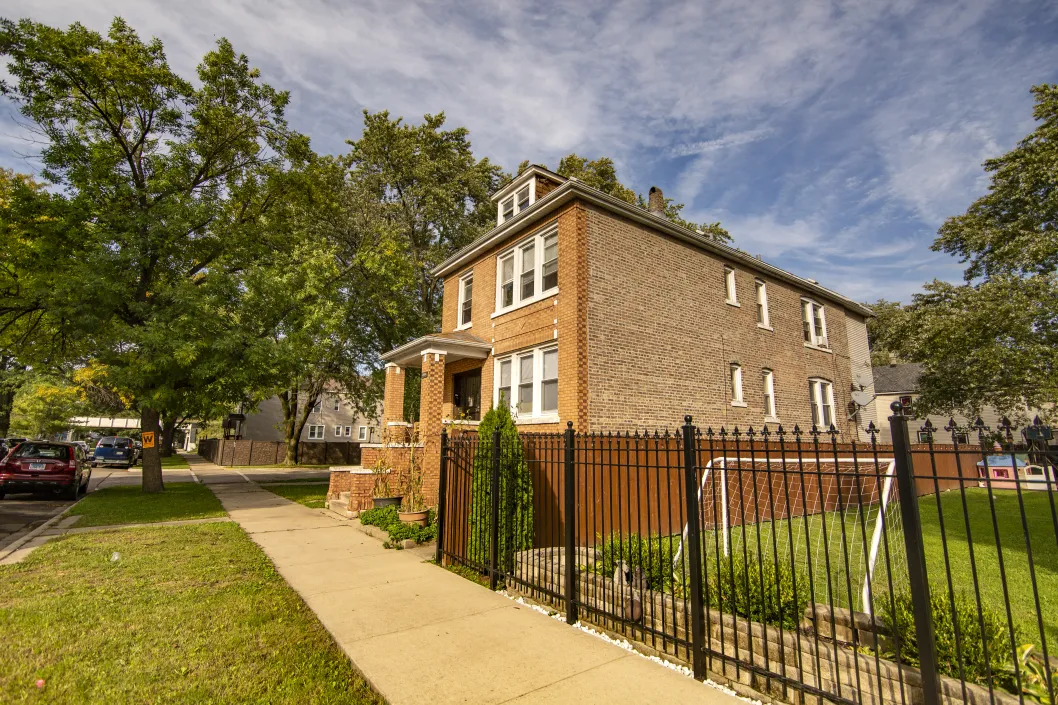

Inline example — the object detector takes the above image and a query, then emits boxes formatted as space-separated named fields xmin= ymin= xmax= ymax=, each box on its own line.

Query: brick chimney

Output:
xmin=648 ymin=186 xmax=665 ymax=215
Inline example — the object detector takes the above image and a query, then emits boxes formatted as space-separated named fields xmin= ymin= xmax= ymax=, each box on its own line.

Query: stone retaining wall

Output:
xmin=506 ymin=547 xmax=1018 ymax=705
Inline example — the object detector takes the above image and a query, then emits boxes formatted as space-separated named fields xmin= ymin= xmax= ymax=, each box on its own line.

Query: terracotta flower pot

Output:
xmin=398 ymin=509 xmax=429 ymax=527
xmin=373 ymin=496 xmax=403 ymax=509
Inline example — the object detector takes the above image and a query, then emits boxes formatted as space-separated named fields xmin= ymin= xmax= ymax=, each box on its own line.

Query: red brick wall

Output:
xmin=325 ymin=470 xmax=378 ymax=511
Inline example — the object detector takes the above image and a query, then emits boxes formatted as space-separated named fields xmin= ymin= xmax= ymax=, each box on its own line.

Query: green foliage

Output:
xmin=9 ymin=375 xmax=86 ymax=437
xmin=359 ymin=505 xmax=437 ymax=547
xmin=880 ymin=589 xmax=1016 ymax=687
xmin=706 ymin=554 xmax=809 ymax=630
xmin=887 ymin=84 xmax=1058 ymax=422
xmin=468 ymin=404 xmax=534 ymax=568
xmin=864 ymin=298 xmax=908 ymax=367
xmin=1001 ymin=644 xmax=1058 ymax=705
xmin=597 ymin=532 xmax=680 ymax=592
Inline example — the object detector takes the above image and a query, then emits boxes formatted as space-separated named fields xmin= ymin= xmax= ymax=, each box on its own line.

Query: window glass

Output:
xmin=762 ymin=370 xmax=775 ymax=418
xmin=14 ymin=444 xmax=69 ymax=459
xmin=809 ymin=381 xmax=821 ymax=426
xmin=725 ymin=268 xmax=737 ymax=302
xmin=756 ymin=281 xmax=768 ymax=325
xmin=821 ymin=382 xmax=834 ymax=427
xmin=333 ymin=397 xmax=340 ymax=411
xmin=501 ymin=197 xmax=514 ymax=222
xmin=516 ymin=185 xmax=531 ymax=212
xmin=461 ymin=275 xmax=473 ymax=325
xmin=500 ymin=255 xmax=514 ymax=308
xmin=334 ymin=425 xmax=342 ymax=436
xmin=542 ymin=233 xmax=558 ymax=291
xmin=311 ymin=400 xmax=322 ymax=414
xmin=344 ymin=426 xmax=351 ymax=437
xmin=520 ymin=242 xmax=535 ymax=300
xmin=517 ymin=355 xmax=534 ymax=414
xmin=541 ymin=349 xmax=558 ymax=412
xmin=498 ymin=359 xmax=512 ymax=408
xmin=802 ymin=301 xmax=813 ymax=343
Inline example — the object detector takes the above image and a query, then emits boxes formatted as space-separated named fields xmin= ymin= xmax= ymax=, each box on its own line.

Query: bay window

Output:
xmin=494 ymin=224 xmax=559 ymax=313
xmin=808 ymin=378 xmax=835 ymax=428
xmin=494 ymin=344 xmax=559 ymax=420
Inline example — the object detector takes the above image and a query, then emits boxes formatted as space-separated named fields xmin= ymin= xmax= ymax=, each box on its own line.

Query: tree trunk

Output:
xmin=140 ymin=407 xmax=164 ymax=493
xmin=160 ymin=417 xmax=177 ymax=457
xmin=279 ymin=390 xmax=299 ymax=466
xmin=0 ymin=389 xmax=13 ymax=438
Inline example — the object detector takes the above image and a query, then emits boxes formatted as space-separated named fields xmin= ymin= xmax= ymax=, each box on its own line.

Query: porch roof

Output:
xmin=382 ymin=331 xmax=492 ymax=368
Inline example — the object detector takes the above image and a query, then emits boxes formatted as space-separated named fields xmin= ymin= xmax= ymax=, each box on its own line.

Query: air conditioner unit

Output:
xmin=819 ymin=336 xmax=829 ymax=348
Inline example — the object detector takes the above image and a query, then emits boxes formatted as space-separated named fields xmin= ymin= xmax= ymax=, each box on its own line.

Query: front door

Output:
xmin=453 ymin=369 xmax=482 ymax=421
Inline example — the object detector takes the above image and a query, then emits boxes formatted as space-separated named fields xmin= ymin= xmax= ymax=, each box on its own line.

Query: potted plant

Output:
xmin=371 ymin=458 xmax=403 ymax=509
xmin=398 ymin=436 xmax=429 ymax=527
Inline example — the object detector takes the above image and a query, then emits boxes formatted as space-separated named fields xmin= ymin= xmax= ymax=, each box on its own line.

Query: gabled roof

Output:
xmin=490 ymin=164 xmax=567 ymax=203
xmin=872 ymin=363 xmax=924 ymax=394
xmin=382 ymin=331 xmax=492 ymax=367
xmin=436 ymin=178 xmax=874 ymax=317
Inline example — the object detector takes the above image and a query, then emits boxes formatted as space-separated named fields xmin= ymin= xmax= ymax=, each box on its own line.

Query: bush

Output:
xmin=597 ymin=532 xmax=680 ymax=592
xmin=880 ymin=588 xmax=1017 ymax=687
xmin=706 ymin=554 xmax=809 ymax=630
xmin=359 ymin=506 xmax=437 ymax=548
xmin=468 ymin=405 xmax=534 ymax=568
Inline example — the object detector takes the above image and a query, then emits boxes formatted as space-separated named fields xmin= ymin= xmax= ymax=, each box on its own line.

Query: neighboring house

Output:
xmin=241 ymin=390 xmax=381 ymax=444
xmin=872 ymin=362 xmax=1044 ymax=445
xmin=372 ymin=166 xmax=877 ymax=498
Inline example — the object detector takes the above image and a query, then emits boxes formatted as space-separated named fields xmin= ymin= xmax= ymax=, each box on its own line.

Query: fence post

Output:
xmin=681 ymin=416 xmax=706 ymax=680
xmin=435 ymin=429 xmax=449 ymax=565
xmin=489 ymin=427 xmax=502 ymax=591
xmin=564 ymin=421 xmax=578 ymax=624
xmin=890 ymin=402 xmax=941 ymax=705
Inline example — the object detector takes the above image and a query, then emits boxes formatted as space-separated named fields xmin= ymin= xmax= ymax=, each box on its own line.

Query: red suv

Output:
xmin=0 ymin=442 xmax=92 ymax=500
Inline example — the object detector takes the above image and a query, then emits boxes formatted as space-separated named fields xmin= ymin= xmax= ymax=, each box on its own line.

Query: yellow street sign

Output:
xmin=142 ymin=432 xmax=155 ymax=448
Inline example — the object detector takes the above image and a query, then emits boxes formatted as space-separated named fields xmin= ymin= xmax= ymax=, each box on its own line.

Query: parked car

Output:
xmin=92 ymin=436 xmax=136 ymax=469
xmin=6 ymin=437 xmax=28 ymax=448
xmin=0 ymin=441 xmax=91 ymax=500
xmin=132 ymin=439 xmax=143 ymax=464
xmin=73 ymin=440 xmax=90 ymax=455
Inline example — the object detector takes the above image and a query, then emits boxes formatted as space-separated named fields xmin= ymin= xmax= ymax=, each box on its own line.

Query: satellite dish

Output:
xmin=851 ymin=390 xmax=874 ymax=407
xmin=853 ymin=370 xmax=874 ymax=389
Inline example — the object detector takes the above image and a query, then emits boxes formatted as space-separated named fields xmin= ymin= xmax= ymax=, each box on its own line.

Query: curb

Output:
xmin=0 ymin=495 xmax=86 ymax=562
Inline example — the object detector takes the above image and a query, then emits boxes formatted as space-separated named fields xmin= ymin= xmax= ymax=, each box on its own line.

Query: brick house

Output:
xmin=360 ymin=165 xmax=876 ymax=505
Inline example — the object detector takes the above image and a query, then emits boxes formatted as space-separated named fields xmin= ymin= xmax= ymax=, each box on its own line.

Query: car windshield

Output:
xmin=14 ymin=444 xmax=69 ymax=460
xmin=98 ymin=437 xmax=116 ymax=447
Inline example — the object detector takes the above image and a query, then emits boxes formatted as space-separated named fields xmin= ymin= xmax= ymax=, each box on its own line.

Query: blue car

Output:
xmin=92 ymin=436 xmax=136 ymax=469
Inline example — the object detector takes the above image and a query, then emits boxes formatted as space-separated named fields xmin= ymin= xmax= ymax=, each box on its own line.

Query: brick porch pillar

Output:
xmin=382 ymin=363 xmax=406 ymax=443
xmin=418 ymin=350 xmax=446 ymax=505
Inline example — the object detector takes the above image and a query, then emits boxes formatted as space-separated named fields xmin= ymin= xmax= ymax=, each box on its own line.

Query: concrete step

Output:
xmin=325 ymin=497 xmax=356 ymax=519
xmin=339 ymin=491 xmax=350 ymax=501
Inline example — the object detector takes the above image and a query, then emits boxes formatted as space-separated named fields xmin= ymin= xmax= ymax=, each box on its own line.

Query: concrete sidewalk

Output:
xmin=184 ymin=453 xmax=740 ymax=705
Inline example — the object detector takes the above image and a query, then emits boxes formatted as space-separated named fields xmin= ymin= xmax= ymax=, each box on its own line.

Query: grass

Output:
xmin=69 ymin=484 xmax=226 ymax=527
xmin=0 ymin=523 xmax=384 ymax=704
xmin=265 ymin=483 xmax=328 ymax=509
xmin=160 ymin=455 xmax=190 ymax=469
xmin=228 ymin=464 xmax=330 ymax=469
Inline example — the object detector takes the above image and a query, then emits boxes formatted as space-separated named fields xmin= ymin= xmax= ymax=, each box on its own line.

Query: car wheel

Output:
xmin=0 ymin=491 xmax=5 ymax=501
xmin=64 ymin=482 xmax=79 ymax=501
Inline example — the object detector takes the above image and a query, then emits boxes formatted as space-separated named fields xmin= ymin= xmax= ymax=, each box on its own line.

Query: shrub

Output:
xmin=468 ymin=405 xmax=534 ymax=568
xmin=359 ymin=506 xmax=437 ymax=548
xmin=360 ymin=505 xmax=398 ymax=528
xmin=880 ymin=588 xmax=1017 ymax=687
xmin=706 ymin=554 xmax=809 ymax=630
xmin=597 ymin=532 xmax=680 ymax=592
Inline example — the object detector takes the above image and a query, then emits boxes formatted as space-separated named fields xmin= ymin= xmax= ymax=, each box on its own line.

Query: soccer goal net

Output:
xmin=674 ymin=455 xmax=906 ymax=614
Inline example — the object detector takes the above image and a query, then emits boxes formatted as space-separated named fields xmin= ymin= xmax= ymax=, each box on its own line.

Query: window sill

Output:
xmin=803 ymin=342 xmax=833 ymax=354
xmin=492 ymin=287 xmax=560 ymax=319
xmin=764 ymin=416 xmax=780 ymax=425
xmin=443 ymin=419 xmax=480 ymax=426
xmin=757 ymin=323 xmax=774 ymax=331
xmin=725 ymin=299 xmax=740 ymax=308
xmin=730 ymin=401 xmax=748 ymax=408
xmin=386 ymin=421 xmax=413 ymax=427
xmin=455 ymin=322 xmax=472 ymax=331
xmin=513 ymin=414 xmax=560 ymax=425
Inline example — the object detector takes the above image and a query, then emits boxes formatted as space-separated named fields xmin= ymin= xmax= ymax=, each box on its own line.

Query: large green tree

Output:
xmin=0 ymin=18 xmax=308 ymax=490
xmin=890 ymin=84 xmax=1058 ymax=423
xmin=519 ymin=154 xmax=732 ymax=243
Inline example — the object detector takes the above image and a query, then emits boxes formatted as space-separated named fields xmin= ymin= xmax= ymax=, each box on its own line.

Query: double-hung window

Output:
xmin=808 ymin=378 xmax=835 ymax=428
xmin=308 ymin=425 xmax=324 ymax=440
xmin=495 ymin=345 xmax=558 ymax=419
xmin=724 ymin=267 xmax=738 ymax=305
xmin=516 ymin=185 xmax=531 ymax=212
xmin=501 ymin=196 xmax=515 ymax=222
xmin=334 ymin=425 xmax=342 ymax=437
xmin=756 ymin=280 xmax=770 ymax=327
xmin=729 ymin=363 xmax=744 ymax=405
xmin=762 ymin=369 xmax=777 ymax=419
xmin=497 ymin=180 xmax=536 ymax=225
xmin=311 ymin=400 xmax=322 ymax=414
xmin=802 ymin=299 xmax=829 ymax=348
xmin=458 ymin=273 xmax=473 ymax=328
xmin=344 ymin=426 xmax=351 ymax=437
xmin=495 ymin=225 xmax=559 ymax=313
xmin=357 ymin=426 xmax=368 ymax=441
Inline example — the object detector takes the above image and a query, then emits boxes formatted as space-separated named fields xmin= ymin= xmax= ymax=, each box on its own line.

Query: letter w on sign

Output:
xmin=141 ymin=432 xmax=155 ymax=448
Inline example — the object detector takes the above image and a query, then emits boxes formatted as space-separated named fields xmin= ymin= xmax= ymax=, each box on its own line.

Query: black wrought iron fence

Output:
xmin=437 ymin=407 xmax=1058 ymax=705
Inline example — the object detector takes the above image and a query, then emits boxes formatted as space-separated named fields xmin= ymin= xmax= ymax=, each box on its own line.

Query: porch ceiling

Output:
xmin=383 ymin=332 xmax=492 ymax=368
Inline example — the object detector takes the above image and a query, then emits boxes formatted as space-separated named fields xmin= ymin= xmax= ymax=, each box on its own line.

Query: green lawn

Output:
xmin=264 ymin=483 xmax=328 ymax=509
xmin=160 ymin=455 xmax=190 ymax=469
xmin=69 ymin=484 xmax=225 ymax=527
xmin=0 ymin=524 xmax=383 ymax=704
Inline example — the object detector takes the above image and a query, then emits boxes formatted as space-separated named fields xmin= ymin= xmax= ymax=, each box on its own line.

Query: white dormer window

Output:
xmin=496 ymin=176 xmax=537 ymax=225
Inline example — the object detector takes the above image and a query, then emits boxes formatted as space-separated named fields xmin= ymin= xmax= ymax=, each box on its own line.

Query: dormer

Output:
xmin=492 ymin=165 xmax=566 ymax=226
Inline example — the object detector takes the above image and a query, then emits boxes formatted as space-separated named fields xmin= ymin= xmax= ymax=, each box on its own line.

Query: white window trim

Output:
xmin=456 ymin=271 xmax=474 ymax=330
xmin=493 ymin=344 xmax=560 ymax=423
xmin=493 ymin=224 xmax=559 ymax=317
xmin=334 ymin=425 xmax=342 ymax=437
xmin=808 ymin=378 xmax=836 ymax=429
xmin=724 ymin=267 xmax=739 ymax=307
xmin=496 ymin=177 xmax=537 ymax=226
xmin=762 ymin=369 xmax=778 ymax=422
xmin=333 ymin=397 xmax=340 ymax=411
xmin=801 ymin=298 xmax=830 ymax=349
xmin=307 ymin=424 xmax=325 ymax=440
xmin=357 ymin=426 xmax=368 ymax=441
xmin=729 ymin=363 xmax=746 ymax=406
xmin=344 ymin=425 xmax=352 ymax=437
xmin=756 ymin=280 xmax=771 ymax=329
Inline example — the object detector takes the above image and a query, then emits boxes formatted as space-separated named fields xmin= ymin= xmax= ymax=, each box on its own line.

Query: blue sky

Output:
xmin=3 ymin=0 xmax=1057 ymax=303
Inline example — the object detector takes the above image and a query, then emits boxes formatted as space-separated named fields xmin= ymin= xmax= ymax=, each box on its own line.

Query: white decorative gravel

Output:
xmin=501 ymin=591 xmax=764 ymax=705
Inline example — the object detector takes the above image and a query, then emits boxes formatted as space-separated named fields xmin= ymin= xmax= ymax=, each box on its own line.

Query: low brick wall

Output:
xmin=326 ymin=468 xmax=379 ymax=511
xmin=506 ymin=548 xmax=1018 ymax=705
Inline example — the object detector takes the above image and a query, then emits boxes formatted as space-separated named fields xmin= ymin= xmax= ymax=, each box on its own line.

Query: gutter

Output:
xmin=434 ymin=180 xmax=874 ymax=318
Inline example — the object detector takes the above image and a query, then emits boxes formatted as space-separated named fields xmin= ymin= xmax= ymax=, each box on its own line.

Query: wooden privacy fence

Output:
xmin=196 ymin=438 xmax=361 ymax=466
